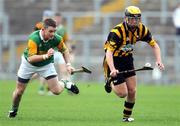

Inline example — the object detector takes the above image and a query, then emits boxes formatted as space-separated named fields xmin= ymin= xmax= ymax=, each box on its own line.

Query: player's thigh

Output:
xmin=46 ymin=76 xmax=63 ymax=93
xmin=46 ymin=76 xmax=59 ymax=89
xmin=125 ymin=75 xmax=137 ymax=92
xmin=58 ymin=63 xmax=66 ymax=72
xmin=112 ymin=82 xmax=128 ymax=97
xmin=38 ymin=64 xmax=62 ymax=90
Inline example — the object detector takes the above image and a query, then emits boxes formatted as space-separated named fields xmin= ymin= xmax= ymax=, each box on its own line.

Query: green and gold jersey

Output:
xmin=104 ymin=22 xmax=156 ymax=57
xmin=24 ymin=30 xmax=66 ymax=67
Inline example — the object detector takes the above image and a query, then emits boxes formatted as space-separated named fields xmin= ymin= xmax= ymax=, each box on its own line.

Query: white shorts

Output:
xmin=54 ymin=51 xmax=65 ymax=64
xmin=17 ymin=56 xmax=57 ymax=79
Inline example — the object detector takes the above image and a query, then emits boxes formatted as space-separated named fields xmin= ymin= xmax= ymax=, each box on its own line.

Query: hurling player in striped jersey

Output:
xmin=103 ymin=6 xmax=164 ymax=122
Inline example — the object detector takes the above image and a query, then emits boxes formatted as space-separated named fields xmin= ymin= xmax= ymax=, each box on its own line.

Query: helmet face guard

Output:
xmin=125 ymin=15 xmax=141 ymax=29
xmin=125 ymin=6 xmax=141 ymax=29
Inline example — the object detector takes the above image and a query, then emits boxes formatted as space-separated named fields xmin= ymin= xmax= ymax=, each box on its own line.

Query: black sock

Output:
xmin=123 ymin=101 xmax=135 ymax=118
xmin=11 ymin=105 xmax=18 ymax=112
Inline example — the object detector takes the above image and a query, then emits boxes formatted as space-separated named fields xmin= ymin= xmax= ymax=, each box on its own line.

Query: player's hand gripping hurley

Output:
xmin=105 ymin=63 xmax=153 ymax=93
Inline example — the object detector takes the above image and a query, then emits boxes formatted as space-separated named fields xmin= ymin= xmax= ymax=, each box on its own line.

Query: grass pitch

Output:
xmin=0 ymin=80 xmax=180 ymax=126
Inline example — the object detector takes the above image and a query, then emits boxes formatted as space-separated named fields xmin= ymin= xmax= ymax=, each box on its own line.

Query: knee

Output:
xmin=128 ymin=88 xmax=136 ymax=96
xmin=15 ymin=88 xmax=25 ymax=96
xmin=116 ymin=92 xmax=128 ymax=98
xmin=51 ymin=88 xmax=64 ymax=95
xmin=52 ymin=91 xmax=61 ymax=95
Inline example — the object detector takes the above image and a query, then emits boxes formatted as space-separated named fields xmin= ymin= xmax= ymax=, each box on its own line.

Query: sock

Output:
xmin=60 ymin=79 xmax=73 ymax=89
xmin=39 ymin=86 xmax=44 ymax=91
xmin=123 ymin=101 xmax=135 ymax=118
xmin=46 ymin=87 xmax=50 ymax=91
xmin=65 ymin=81 xmax=72 ymax=89
xmin=11 ymin=93 xmax=22 ymax=112
xmin=11 ymin=105 xmax=18 ymax=112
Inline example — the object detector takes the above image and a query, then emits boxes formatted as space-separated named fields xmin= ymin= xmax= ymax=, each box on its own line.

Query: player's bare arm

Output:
xmin=106 ymin=50 xmax=119 ymax=77
xmin=28 ymin=48 xmax=54 ymax=63
xmin=151 ymin=42 xmax=165 ymax=70
xmin=60 ymin=49 xmax=74 ymax=74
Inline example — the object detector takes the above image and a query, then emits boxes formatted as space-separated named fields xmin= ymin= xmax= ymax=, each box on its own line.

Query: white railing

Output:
xmin=0 ymin=34 xmax=180 ymax=84
xmin=1 ymin=0 xmax=180 ymax=84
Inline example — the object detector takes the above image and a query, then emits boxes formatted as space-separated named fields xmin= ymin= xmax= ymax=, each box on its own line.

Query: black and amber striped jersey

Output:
xmin=104 ymin=21 xmax=156 ymax=57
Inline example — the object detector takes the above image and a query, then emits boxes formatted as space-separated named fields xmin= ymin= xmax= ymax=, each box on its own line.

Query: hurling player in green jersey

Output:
xmin=103 ymin=6 xmax=164 ymax=122
xmin=8 ymin=18 xmax=79 ymax=118
xmin=35 ymin=12 xmax=76 ymax=95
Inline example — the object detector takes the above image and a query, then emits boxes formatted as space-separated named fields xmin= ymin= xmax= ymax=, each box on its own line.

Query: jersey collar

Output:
xmin=39 ymin=30 xmax=48 ymax=43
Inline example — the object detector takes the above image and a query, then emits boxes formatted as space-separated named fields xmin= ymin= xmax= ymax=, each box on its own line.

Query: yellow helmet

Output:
xmin=125 ymin=6 xmax=141 ymax=17
xmin=125 ymin=6 xmax=141 ymax=29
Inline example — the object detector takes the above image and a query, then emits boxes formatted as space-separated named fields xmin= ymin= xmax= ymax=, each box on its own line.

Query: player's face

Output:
xmin=43 ymin=26 xmax=56 ymax=41
xmin=126 ymin=16 xmax=141 ymax=29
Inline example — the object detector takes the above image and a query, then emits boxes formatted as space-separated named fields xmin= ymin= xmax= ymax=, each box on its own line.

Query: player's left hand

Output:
xmin=66 ymin=64 xmax=75 ymax=74
xmin=47 ymin=48 xmax=54 ymax=57
xmin=156 ymin=61 xmax=165 ymax=70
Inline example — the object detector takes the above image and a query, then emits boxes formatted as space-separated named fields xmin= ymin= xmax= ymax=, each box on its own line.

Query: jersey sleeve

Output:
xmin=57 ymin=39 xmax=67 ymax=53
xmin=141 ymin=25 xmax=156 ymax=46
xmin=27 ymin=39 xmax=38 ymax=56
xmin=104 ymin=29 xmax=122 ymax=52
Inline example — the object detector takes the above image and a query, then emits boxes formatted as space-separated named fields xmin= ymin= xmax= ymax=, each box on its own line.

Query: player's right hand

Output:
xmin=66 ymin=64 xmax=75 ymax=74
xmin=47 ymin=48 xmax=54 ymax=57
xmin=156 ymin=61 xmax=165 ymax=71
xmin=110 ymin=69 xmax=119 ymax=77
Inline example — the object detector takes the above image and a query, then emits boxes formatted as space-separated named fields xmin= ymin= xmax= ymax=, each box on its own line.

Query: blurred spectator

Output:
xmin=54 ymin=12 xmax=76 ymax=95
xmin=173 ymin=4 xmax=180 ymax=36
xmin=54 ymin=12 xmax=76 ymax=80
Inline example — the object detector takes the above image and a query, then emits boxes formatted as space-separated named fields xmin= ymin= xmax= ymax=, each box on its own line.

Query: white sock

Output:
xmin=60 ymin=79 xmax=73 ymax=89
xmin=66 ymin=81 xmax=72 ymax=89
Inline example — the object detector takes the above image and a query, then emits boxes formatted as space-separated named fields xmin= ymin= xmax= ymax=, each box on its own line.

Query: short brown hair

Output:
xmin=43 ymin=18 xmax=56 ymax=28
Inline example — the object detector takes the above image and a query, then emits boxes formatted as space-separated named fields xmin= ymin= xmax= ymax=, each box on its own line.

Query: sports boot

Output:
xmin=122 ymin=117 xmax=134 ymax=122
xmin=61 ymin=79 xmax=79 ymax=94
xmin=8 ymin=109 xmax=17 ymax=118
xmin=104 ymin=79 xmax=112 ymax=93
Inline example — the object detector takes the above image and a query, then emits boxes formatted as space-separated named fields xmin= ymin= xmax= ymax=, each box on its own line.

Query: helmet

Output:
xmin=125 ymin=6 xmax=141 ymax=29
